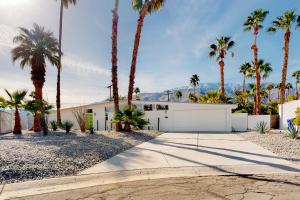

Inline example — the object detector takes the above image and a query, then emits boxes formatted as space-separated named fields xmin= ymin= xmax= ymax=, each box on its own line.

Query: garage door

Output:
xmin=171 ymin=109 xmax=227 ymax=132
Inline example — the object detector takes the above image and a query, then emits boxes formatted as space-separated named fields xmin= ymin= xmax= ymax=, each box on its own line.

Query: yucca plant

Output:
xmin=50 ymin=121 xmax=58 ymax=131
xmin=286 ymin=124 xmax=299 ymax=139
xmin=256 ymin=121 xmax=269 ymax=134
xmin=61 ymin=120 xmax=73 ymax=133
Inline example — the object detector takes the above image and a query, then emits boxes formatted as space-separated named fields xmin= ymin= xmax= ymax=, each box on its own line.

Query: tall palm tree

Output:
xmin=111 ymin=0 xmax=121 ymax=132
xmin=127 ymin=0 xmax=165 ymax=106
xmin=244 ymin=8 xmax=269 ymax=115
xmin=292 ymin=70 xmax=300 ymax=99
xmin=4 ymin=90 xmax=27 ymax=134
xmin=275 ymin=83 xmax=282 ymax=100
xmin=190 ymin=74 xmax=200 ymax=96
xmin=56 ymin=0 xmax=77 ymax=126
xmin=266 ymin=84 xmax=274 ymax=102
xmin=134 ymin=87 xmax=140 ymax=97
xmin=286 ymin=82 xmax=293 ymax=96
xmin=175 ymin=91 xmax=182 ymax=101
xmin=12 ymin=24 xmax=59 ymax=132
xmin=209 ymin=36 xmax=235 ymax=95
xmin=268 ymin=10 xmax=297 ymax=103
xmin=239 ymin=62 xmax=252 ymax=92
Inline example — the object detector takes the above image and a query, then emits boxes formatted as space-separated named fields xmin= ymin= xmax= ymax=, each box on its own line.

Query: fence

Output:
xmin=0 ymin=111 xmax=13 ymax=134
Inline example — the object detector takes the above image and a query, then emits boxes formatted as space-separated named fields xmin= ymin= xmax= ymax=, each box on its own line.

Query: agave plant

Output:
xmin=61 ymin=120 xmax=73 ymax=133
xmin=256 ymin=121 xmax=269 ymax=134
xmin=286 ymin=124 xmax=299 ymax=139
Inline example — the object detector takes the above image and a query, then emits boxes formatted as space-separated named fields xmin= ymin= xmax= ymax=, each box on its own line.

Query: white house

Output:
xmin=279 ymin=100 xmax=300 ymax=130
xmin=48 ymin=101 xmax=237 ymax=133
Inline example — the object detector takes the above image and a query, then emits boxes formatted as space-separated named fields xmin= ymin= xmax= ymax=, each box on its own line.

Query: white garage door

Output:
xmin=171 ymin=109 xmax=227 ymax=132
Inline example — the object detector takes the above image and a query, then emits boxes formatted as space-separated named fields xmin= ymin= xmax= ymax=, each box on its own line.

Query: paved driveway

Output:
xmin=81 ymin=133 xmax=300 ymax=175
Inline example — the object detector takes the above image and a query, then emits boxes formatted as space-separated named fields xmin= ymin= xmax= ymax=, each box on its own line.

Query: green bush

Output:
xmin=294 ymin=108 xmax=300 ymax=127
xmin=61 ymin=121 xmax=74 ymax=133
xmin=113 ymin=106 xmax=149 ymax=131
xmin=256 ymin=121 xmax=269 ymax=134
xmin=50 ymin=121 xmax=58 ymax=131
xmin=286 ymin=124 xmax=299 ymax=139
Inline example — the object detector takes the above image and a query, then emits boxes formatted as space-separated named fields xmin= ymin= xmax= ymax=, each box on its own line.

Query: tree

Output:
xmin=199 ymin=90 xmax=230 ymax=104
xmin=292 ymin=70 xmax=300 ymax=99
xmin=268 ymin=10 xmax=298 ymax=103
xmin=286 ymin=82 xmax=293 ymax=96
xmin=175 ymin=91 xmax=182 ymax=101
xmin=239 ymin=62 xmax=252 ymax=92
xmin=4 ymin=90 xmax=27 ymax=134
xmin=244 ymin=8 xmax=269 ymax=115
xmin=209 ymin=36 xmax=235 ymax=95
xmin=127 ymin=0 xmax=165 ymax=106
xmin=266 ymin=84 xmax=274 ymax=102
xmin=275 ymin=83 xmax=282 ymax=100
xmin=12 ymin=24 xmax=59 ymax=132
xmin=55 ymin=0 xmax=77 ymax=126
xmin=134 ymin=87 xmax=140 ymax=97
xmin=190 ymin=74 xmax=200 ymax=95
xmin=111 ymin=0 xmax=121 ymax=132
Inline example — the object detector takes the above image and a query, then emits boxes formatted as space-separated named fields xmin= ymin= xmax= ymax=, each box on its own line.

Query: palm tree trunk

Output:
xmin=219 ymin=60 xmax=225 ymax=95
xmin=112 ymin=0 xmax=121 ymax=132
xmin=268 ymin=90 xmax=271 ymax=103
xmin=194 ymin=86 xmax=196 ymax=96
xmin=252 ymin=33 xmax=260 ymax=115
xmin=296 ymin=81 xmax=299 ymax=99
xmin=127 ymin=7 xmax=148 ymax=107
xmin=243 ymin=75 xmax=246 ymax=92
xmin=281 ymin=30 xmax=291 ymax=104
xmin=56 ymin=0 xmax=64 ymax=126
xmin=13 ymin=107 xmax=22 ymax=134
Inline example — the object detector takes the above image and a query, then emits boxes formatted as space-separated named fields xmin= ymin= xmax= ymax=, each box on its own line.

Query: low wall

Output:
xmin=248 ymin=115 xmax=271 ymax=130
xmin=0 ymin=111 xmax=13 ymax=134
xmin=279 ymin=100 xmax=300 ymax=130
xmin=231 ymin=113 xmax=248 ymax=132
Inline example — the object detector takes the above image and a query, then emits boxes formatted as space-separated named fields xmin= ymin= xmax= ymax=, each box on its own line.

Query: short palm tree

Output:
xmin=55 ymin=0 xmax=77 ymax=126
xmin=292 ymin=70 xmax=300 ymax=99
xmin=266 ymin=84 xmax=274 ymax=102
xmin=244 ymin=8 xmax=269 ymax=115
xmin=127 ymin=0 xmax=165 ymax=106
xmin=4 ymin=90 xmax=27 ymax=134
xmin=111 ymin=0 xmax=121 ymax=131
xmin=190 ymin=74 xmax=200 ymax=95
xmin=175 ymin=91 xmax=182 ymax=101
xmin=12 ymin=24 xmax=59 ymax=132
xmin=239 ymin=62 xmax=252 ymax=92
xmin=268 ymin=10 xmax=298 ymax=103
xmin=286 ymin=82 xmax=293 ymax=96
xmin=134 ymin=87 xmax=140 ymax=96
xmin=209 ymin=36 xmax=235 ymax=95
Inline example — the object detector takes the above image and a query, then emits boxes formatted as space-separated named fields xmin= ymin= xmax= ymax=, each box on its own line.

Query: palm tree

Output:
xmin=12 ymin=24 xmax=59 ymax=132
xmin=275 ymin=83 xmax=282 ymax=100
xmin=4 ymin=90 xmax=27 ymax=134
xmin=55 ymin=0 xmax=77 ymax=126
xmin=134 ymin=87 xmax=140 ymax=97
xmin=266 ymin=84 xmax=274 ymax=102
xmin=111 ymin=0 xmax=121 ymax=132
xmin=286 ymin=82 xmax=293 ymax=96
xmin=175 ymin=91 xmax=182 ymax=101
xmin=190 ymin=74 xmax=200 ymax=95
xmin=239 ymin=62 xmax=252 ymax=92
xmin=292 ymin=70 xmax=300 ymax=99
xmin=268 ymin=10 xmax=298 ymax=103
xmin=247 ymin=59 xmax=272 ymax=108
xmin=209 ymin=36 xmax=235 ymax=95
xmin=244 ymin=8 xmax=269 ymax=114
xmin=127 ymin=0 xmax=165 ymax=106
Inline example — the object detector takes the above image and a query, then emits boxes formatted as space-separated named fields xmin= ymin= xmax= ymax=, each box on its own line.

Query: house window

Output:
xmin=86 ymin=109 xmax=93 ymax=113
xmin=156 ymin=104 xmax=169 ymax=111
xmin=144 ymin=104 xmax=153 ymax=111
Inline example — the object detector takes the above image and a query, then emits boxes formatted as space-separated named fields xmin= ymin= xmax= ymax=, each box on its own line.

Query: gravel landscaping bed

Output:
xmin=240 ymin=131 xmax=300 ymax=163
xmin=0 ymin=130 xmax=160 ymax=184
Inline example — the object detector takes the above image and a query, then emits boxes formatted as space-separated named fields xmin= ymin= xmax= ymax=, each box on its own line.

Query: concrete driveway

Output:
xmin=81 ymin=132 xmax=300 ymax=175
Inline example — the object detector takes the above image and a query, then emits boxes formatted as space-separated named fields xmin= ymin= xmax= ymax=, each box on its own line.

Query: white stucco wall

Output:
xmin=279 ymin=100 xmax=300 ymax=130
xmin=231 ymin=113 xmax=248 ymax=132
xmin=0 ymin=111 xmax=13 ymax=134
xmin=248 ymin=115 xmax=271 ymax=130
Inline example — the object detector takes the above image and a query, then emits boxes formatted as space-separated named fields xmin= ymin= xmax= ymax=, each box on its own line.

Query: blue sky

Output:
xmin=0 ymin=0 xmax=300 ymax=107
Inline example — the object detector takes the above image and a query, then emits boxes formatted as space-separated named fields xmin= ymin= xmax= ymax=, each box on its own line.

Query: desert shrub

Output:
xmin=287 ymin=94 xmax=295 ymax=101
xmin=61 ymin=121 xmax=73 ymax=133
xmin=256 ymin=121 xmax=269 ymax=134
xmin=72 ymin=107 xmax=86 ymax=133
xmin=50 ymin=121 xmax=58 ymax=131
xmin=286 ymin=124 xmax=299 ymax=139
xmin=113 ymin=106 xmax=149 ymax=131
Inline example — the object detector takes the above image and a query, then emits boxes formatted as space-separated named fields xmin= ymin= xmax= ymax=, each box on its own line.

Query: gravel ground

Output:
xmin=240 ymin=131 xmax=300 ymax=163
xmin=0 ymin=130 xmax=160 ymax=184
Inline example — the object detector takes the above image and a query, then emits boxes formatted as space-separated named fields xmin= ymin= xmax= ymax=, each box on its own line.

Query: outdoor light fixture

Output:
xmin=164 ymin=110 xmax=168 ymax=118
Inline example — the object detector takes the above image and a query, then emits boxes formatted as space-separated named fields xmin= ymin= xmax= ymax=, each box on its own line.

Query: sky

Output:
xmin=0 ymin=0 xmax=300 ymax=107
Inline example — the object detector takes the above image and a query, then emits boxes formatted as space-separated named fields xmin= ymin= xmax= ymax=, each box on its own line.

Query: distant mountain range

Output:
xmin=139 ymin=83 xmax=296 ymax=102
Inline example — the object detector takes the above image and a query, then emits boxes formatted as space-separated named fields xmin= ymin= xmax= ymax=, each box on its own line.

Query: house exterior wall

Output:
xmin=231 ymin=113 xmax=248 ymax=132
xmin=279 ymin=100 xmax=300 ymax=130
xmin=48 ymin=101 xmax=237 ymax=133
xmin=247 ymin=115 xmax=271 ymax=130
xmin=0 ymin=111 xmax=13 ymax=134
